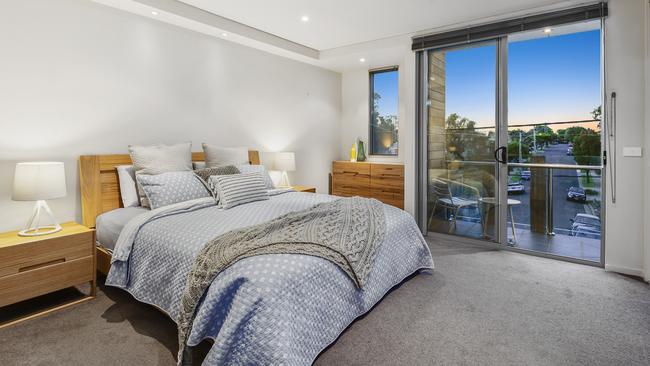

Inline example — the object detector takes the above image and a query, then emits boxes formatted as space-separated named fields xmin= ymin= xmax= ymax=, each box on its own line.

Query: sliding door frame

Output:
xmin=415 ymin=24 xmax=607 ymax=268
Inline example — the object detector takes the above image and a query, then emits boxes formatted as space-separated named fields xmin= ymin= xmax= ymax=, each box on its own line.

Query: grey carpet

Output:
xmin=1 ymin=238 xmax=648 ymax=366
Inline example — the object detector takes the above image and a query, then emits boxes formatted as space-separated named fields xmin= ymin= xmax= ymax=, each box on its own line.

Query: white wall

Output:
xmin=0 ymin=0 xmax=341 ymax=232
xmin=339 ymin=51 xmax=416 ymax=214
xmin=603 ymin=0 xmax=647 ymax=279
xmin=340 ymin=0 xmax=650 ymax=280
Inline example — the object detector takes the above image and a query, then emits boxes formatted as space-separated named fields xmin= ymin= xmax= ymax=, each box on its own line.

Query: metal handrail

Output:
xmin=509 ymin=163 xmax=603 ymax=170
xmin=442 ymin=160 xmax=603 ymax=170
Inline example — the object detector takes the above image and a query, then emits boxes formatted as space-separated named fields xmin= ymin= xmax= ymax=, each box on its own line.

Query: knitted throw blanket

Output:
xmin=176 ymin=196 xmax=386 ymax=365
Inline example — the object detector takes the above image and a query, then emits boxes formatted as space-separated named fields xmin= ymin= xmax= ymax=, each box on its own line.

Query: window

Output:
xmin=369 ymin=67 xmax=399 ymax=155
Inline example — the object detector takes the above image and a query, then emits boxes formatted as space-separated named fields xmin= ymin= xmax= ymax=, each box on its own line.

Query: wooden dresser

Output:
xmin=332 ymin=161 xmax=404 ymax=209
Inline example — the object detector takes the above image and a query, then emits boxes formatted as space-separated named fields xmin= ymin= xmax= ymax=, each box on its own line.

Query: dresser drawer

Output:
xmin=0 ymin=256 xmax=94 ymax=307
xmin=370 ymin=163 xmax=404 ymax=178
xmin=0 ymin=231 xmax=93 ymax=277
xmin=332 ymin=161 xmax=370 ymax=196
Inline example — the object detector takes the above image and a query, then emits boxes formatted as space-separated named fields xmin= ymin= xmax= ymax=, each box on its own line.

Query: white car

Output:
xmin=507 ymin=181 xmax=525 ymax=194
xmin=570 ymin=213 xmax=601 ymax=238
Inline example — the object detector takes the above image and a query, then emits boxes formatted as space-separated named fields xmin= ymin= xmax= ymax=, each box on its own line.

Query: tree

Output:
xmin=445 ymin=113 xmax=490 ymax=161
xmin=591 ymin=106 xmax=601 ymax=120
xmin=573 ymin=132 xmax=601 ymax=182
xmin=507 ymin=140 xmax=530 ymax=162
xmin=563 ymin=126 xmax=588 ymax=144
xmin=372 ymin=92 xmax=397 ymax=153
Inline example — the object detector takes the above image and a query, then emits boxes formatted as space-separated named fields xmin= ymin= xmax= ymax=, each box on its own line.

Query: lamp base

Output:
xmin=18 ymin=200 xmax=62 ymax=237
xmin=18 ymin=225 xmax=62 ymax=237
xmin=278 ymin=171 xmax=291 ymax=188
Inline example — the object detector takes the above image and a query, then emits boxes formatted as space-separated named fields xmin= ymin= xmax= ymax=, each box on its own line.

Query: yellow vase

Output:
xmin=350 ymin=144 xmax=357 ymax=162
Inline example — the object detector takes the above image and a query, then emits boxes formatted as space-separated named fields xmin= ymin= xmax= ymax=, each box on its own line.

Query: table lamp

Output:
xmin=274 ymin=152 xmax=295 ymax=187
xmin=12 ymin=162 xmax=67 ymax=236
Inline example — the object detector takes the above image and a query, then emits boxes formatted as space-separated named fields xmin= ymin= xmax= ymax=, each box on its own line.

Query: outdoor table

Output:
xmin=479 ymin=197 xmax=522 ymax=245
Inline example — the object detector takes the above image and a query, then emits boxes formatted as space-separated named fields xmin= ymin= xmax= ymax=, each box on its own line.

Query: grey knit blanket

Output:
xmin=176 ymin=196 xmax=386 ymax=365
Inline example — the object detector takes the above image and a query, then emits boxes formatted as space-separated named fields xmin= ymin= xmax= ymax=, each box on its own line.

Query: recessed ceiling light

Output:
xmin=359 ymin=58 xmax=366 ymax=63
xmin=221 ymin=32 xmax=228 ymax=37
xmin=301 ymin=15 xmax=309 ymax=22
xmin=543 ymin=27 xmax=552 ymax=34
xmin=151 ymin=11 xmax=159 ymax=16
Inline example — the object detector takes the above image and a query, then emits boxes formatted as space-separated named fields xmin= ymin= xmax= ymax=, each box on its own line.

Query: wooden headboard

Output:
xmin=79 ymin=151 xmax=260 ymax=228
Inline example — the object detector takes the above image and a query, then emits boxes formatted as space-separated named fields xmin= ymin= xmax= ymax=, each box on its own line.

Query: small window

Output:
xmin=370 ymin=67 xmax=399 ymax=155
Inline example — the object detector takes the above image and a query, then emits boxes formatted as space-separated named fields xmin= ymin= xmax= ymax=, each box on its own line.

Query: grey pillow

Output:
xmin=129 ymin=142 xmax=193 ymax=208
xmin=136 ymin=171 xmax=212 ymax=209
xmin=202 ymin=144 xmax=250 ymax=168
xmin=235 ymin=164 xmax=275 ymax=190
xmin=209 ymin=172 xmax=269 ymax=209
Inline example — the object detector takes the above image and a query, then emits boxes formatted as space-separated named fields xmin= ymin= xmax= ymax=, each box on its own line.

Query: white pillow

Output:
xmin=116 ymin=165 xmax=140 ymax=207
xmin=236 ymin=164 xmax=275 ymax=190
xmin=129 ymin=142 xmax=193 ymax=175
xmin=202 ymin=144 xmax=249 ymax=168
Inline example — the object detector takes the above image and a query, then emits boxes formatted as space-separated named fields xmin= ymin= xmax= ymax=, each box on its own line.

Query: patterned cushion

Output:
xmin=129 ymin=142 xmax=193 ymax=208
xmin=209 ymin=172 xmax=269 ymax=209
xmin=136 ymin=171 xmax=212 ymax=209
xmin=235 ymin=164 xmax=275 ymax=190
xmin=202 ymin=144 xmax=250 ymax=168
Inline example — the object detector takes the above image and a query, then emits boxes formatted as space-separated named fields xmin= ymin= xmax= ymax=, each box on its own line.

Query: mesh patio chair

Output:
xmin=428 ymin=178 xmax=481 ymax=233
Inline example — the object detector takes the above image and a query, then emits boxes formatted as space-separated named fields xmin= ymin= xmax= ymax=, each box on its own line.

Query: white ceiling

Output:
xmin=96 ymin=0 xmax=590 ymax=71
xmin=179 ymin=0 xmax=579 ymax=50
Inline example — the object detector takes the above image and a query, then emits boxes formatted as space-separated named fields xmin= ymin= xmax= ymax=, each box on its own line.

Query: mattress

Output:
xmin=95 ymin=207 xmax=148 ymax=251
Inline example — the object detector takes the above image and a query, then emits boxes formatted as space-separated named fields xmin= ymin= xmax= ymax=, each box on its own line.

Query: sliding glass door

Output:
xmin=505 ymin=21 xmax=603 ymax=262
xmin=420 ymin=19 xmax=604 ymax=265
xmin=426 ymin=41 xmax=504 ymax=242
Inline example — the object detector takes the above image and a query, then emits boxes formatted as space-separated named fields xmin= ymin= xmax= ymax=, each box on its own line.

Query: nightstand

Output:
xmin=291 ymin=185 xmax=316 ymax=193
xmin=0 ymin=222 xmax=96 ymax=328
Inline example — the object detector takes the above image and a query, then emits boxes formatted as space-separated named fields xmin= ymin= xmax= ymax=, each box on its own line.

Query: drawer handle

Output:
xmin=19 ymin=258 xmax=65 ymax=272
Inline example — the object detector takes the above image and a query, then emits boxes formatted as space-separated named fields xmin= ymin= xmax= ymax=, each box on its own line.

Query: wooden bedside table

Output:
xmin=291 ymin=185 xmax=316 ymax=193
xmin=0 ymin=222 xmax=96 ymax=328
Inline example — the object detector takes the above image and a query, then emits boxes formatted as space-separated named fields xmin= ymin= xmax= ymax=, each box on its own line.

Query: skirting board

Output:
xmin=604 ymin=264 xmax=646 ymax=280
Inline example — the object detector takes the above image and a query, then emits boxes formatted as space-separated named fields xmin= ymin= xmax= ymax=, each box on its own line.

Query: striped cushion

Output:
xmin=209 ymin=172 xmax=270 ymax=209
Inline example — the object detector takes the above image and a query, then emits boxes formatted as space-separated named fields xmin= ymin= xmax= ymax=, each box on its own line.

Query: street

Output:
xmin=509 ymin=143 xmax=600 ymax=235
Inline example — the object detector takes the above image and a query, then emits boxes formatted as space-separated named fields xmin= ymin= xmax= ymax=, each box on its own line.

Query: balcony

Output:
xmin=427 ymin=143 xmax=602 ymax=263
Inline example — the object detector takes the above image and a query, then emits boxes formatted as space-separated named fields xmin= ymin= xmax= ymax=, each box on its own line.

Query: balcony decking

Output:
xmin=428 ymin=218 xmax=600 ymax=263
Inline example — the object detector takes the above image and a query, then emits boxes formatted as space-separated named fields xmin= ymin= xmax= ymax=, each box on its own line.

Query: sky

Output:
xmin=443 ymin=27 xmax=601 ymax=129
xmin=373 ymin=69 xmax=399 ymax=117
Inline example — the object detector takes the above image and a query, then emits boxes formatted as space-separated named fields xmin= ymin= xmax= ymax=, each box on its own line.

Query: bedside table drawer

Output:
xmin=0 ymin=231 xmax=93 ymax=277
xmin=0 ymin=256 xmax=94 ymax=307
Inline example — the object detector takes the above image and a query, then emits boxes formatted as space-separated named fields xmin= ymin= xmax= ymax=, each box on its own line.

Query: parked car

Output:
xmin=566 ymin=186 xmax=587 ymax=202
xmin=566 ymin=146 xmax=573 ymax=155
xmin=570 ymin=213 xmax=601 ymax=238
xmin=507 ymin=181 xmax=525 ymax=194
xmin=520 ymin=170 xmax=531 ymax=180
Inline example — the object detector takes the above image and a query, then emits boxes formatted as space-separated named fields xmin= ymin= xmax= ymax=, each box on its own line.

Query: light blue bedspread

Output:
xmin=106 ymin=191 xmax=434 ymax=365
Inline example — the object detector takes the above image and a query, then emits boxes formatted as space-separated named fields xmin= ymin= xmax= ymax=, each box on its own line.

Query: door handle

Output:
xmin=494 ymin=146 xmax=507 ymax=164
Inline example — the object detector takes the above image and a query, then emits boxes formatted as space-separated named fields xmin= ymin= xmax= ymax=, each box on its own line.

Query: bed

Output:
xmin=79 ymin=151 xmax=434 ymax=365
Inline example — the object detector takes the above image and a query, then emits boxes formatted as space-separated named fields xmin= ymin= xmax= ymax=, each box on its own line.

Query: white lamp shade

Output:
xmin=12 ymin=162 xmax=67 ymax=201
xmin=274 ymin=152 xmax=295 ymax=172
